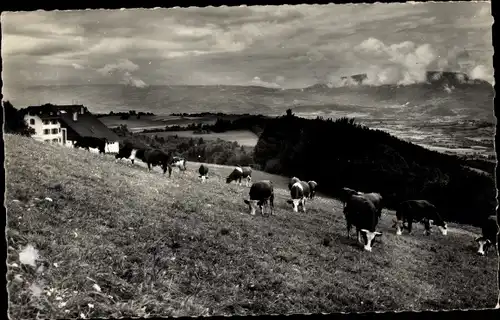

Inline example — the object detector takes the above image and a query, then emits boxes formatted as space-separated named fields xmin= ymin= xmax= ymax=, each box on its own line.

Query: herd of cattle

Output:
xmin=88 ymin=141 xmax=498 ymax=256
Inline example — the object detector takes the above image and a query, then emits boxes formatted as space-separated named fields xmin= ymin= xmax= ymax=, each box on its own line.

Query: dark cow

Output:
xmin=74 ymin=136 xmax=107 ymax=154
xmin=288 ymin=177 xmax=300 ymax=190
xmin=198 ymin=164 xmax=209 ymax=183
xmin=475 ymin=215 xmax=498 ymax=256
xmin=243 ymin=180 xmax=275 ymax=216
xmin=143 ymin=149 xmax=173 ymax=177
xmin=360 ymin=193 xmax=383 ymax=219
xmin=393 ymin=200 xmax=448 ymax=236
xmin=171 ymin=156 xmax=187 ymax=173
xmin=226 ymin=166 xmax=252 ymax=186
xmin=115 ymin=144 xmax=141 ymax=164
xmin=307 ymin=181 xmax=318 ymax=199
xmin=286 ymin=181 xmax=311 ymax=213
xmin=340 ymin=187 xmax=362 ymax=208
xmin=344 ymin=194 xmax=382 ymax=252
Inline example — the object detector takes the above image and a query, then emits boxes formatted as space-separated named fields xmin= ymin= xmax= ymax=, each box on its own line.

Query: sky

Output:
xmin=1 ymin=2 xmax=494 ymax=89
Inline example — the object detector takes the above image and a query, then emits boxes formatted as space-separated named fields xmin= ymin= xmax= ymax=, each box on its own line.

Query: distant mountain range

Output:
xmin=4 ymin=70 xmax=495 ymax=123
xmin=307 ymin=71 xmax=491 ymax=89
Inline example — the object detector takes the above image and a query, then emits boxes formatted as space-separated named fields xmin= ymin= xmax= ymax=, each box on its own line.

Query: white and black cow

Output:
xmin=286 ymin=181 xmax=311 ymax=213
xmin=393 ymin=200 xmax=448 ymax=236
xmin=115 ymin=144 xmax=142 ymax=165
xmin=475 ymin=215 xmax=498 ymax=256
xmin=226 ymin=166 xmax=252 ymax=186
xmin=170 ymin=156 xmax=187 ymax=173
xmin=308 ymin=181 xmax=318 ymax=199
xmin=243 ymin=180 xmax=275 ymax=216
xmin=288 ymin=177 xmax=301 ymax=191
xmin=198 ymin=164 xmax=209 ymax=183
xmin=344 ymin=194 xmax=382 ymax=252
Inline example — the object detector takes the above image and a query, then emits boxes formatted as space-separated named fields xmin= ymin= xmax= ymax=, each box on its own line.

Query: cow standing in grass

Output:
xmin=143 ymin=149 xmax=173 ymax=177
xmin=340 ymin=187 xmax=362 ymax=208
xmin=344 ymin=194 xmax=382 ymax=252
xmin=226 ymin=166 xmax=252 ymax=186
xmin=308 ymin=181 xmax=318 ymax=199
xmin=171 ymin=156 xmax=187 ymax=174
xmin=74 ymin=136 xmax=107 ymax=154
xmin=359 ymin=192 xmax=383 ymax=219
xmin=392 ymin=200 xmax=448 ymax=236
xmin=243 ymin=180 xmax=274 ymax=216
xmin=286 ymin=181 xmax=310 ymax=213
xmin=475 ymin=215 xmax=498 ymax=256
xmin=288 ymin=177 xmax=300 ymax=190
xmin=115 ymin=144 xmax=141 ymax=165
xmin=198 ymin=164 xmax=209 ymax=183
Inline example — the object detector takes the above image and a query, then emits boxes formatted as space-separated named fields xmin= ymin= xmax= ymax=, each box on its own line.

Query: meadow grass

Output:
xmin=5 ymin=134 xmax=498 ymax=318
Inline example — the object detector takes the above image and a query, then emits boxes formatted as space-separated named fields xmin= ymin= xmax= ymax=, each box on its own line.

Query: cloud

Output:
xmin=469 ymin=64 xmax=494 ymax=85
xmin=250 ymin=76 xmax=281 ymax=88
xmin=1 ymin=2 xmax=494 ymax=89
xmin=72 ymin=63 xmax=84 ymax=70
xmin=97 ymin=59 xmax=147 ymax=88
xmin=353 ymin=38 xmax=437 ymax=85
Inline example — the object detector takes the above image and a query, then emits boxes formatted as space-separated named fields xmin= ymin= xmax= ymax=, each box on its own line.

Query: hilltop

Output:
xmin=5 ymin=134 xmax=498 ymax=318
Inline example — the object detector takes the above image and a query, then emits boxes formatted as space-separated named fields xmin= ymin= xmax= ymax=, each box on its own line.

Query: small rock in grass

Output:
xmin=45 ymin=197 xmax=53 ymax=202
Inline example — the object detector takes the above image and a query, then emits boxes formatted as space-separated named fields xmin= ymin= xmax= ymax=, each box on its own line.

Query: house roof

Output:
xmin=59 ymin=113 xmax=120 ymax=142
xmin=21 ymin=104 xmax=86 ymax=116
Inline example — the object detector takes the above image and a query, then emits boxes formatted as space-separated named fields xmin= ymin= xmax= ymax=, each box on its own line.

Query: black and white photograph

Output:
xmin=2 ymin=1 xmax=499 ymax=318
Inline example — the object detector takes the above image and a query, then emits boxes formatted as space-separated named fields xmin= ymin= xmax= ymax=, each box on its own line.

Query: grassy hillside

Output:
xmin=5 ymin=134 xmax=498 ymax=319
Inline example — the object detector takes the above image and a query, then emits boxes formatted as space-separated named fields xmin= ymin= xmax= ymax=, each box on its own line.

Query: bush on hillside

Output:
xmin=253 ymin=114 xmax=496 ymax=227
xmin=3 ymin=101 xmax=35 ymax=137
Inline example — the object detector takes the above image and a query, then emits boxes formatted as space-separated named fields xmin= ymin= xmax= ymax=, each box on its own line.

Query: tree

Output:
xmin=286 ymin=109 xmax=294 ymax=117
xmin=3 ymin=101 xmax=35 ymax=136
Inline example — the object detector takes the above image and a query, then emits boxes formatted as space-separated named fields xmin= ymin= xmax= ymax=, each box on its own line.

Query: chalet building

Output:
xmin=21 ymin=104 xmax=120 ymax=153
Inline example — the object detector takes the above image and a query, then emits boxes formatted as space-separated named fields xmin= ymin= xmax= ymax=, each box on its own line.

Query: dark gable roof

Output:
xmin=22 ymin=104 xmax=85 ymax=116
xmin=59 ymin=113 xmax=120 ymax=142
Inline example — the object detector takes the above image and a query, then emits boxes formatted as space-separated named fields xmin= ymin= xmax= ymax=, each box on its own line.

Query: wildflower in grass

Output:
xmin=45 ymin=197 xmax=53 ymax=202
xmin=13 ymin=274 xmax=23 ymax=283
xmin=19 ymin=244 xmax=39 ymax=267
xmin=29 ymin=283 xmax=43 ymax=297
xmin=92 ymin=283 xmax=102 ymax=292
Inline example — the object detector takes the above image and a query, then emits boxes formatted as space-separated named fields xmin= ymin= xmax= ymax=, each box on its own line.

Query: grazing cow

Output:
xmin=286 ymin=181 xmax=311 ymax=213
xmin=475 ymin=215 xmax=498 ymax=256
xmin=344 ymin=194 xmax=382 ymax=252
xmin=143 ymin=149 xmax=173 ymax=177
xmin=243 ymin=180 xmax=274 ymax=216
xmin=226 ymin=166 xmax=252 ymax=186
xmin=340 ymin=187 xmax=362 ymax=208
xmin=393 ymin=200 xmax=448 ymax=236
xmin=115 ymin=144 xmax=140 ymax=164
xmin=198 ymin=164 xmax=209 ymax=183
xmin=360 ymin=192 xmax=383 ymax=219
xmin=171 ymin=156 xmax=187 ymax=173
xmin=288 ymin=177 xmax=300 ymax=190
xmin=308 ymin=181 xmax=318 ymax=199
xmin=74 ymin=136 xmax=107 ymax=154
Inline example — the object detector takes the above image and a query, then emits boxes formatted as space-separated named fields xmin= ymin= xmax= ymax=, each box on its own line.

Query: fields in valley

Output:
xmin=141 ymin=130 xmax=259 ymax=147
xmin=5 ymin=134 xmax=498 ymax=319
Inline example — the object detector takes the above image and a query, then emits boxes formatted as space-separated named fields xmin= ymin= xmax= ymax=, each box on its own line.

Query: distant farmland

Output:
xmin=140 ymin=130 xmax=260 ymax=147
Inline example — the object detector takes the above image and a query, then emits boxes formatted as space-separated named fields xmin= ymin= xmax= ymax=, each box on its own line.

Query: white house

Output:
xmin=22 ymin=104 xmax=120 ymax=153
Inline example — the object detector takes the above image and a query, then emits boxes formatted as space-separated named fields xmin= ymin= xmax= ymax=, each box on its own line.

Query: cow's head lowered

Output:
xmin=244 ymin=199 xmax=266 ymax=216
xmin=428 ymin=219 xmax=448 ymax=236
xmin=360 ymin=229 xmax=383 ymax=252
xmin=475 ymin=236 xmax=493 ymax=256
